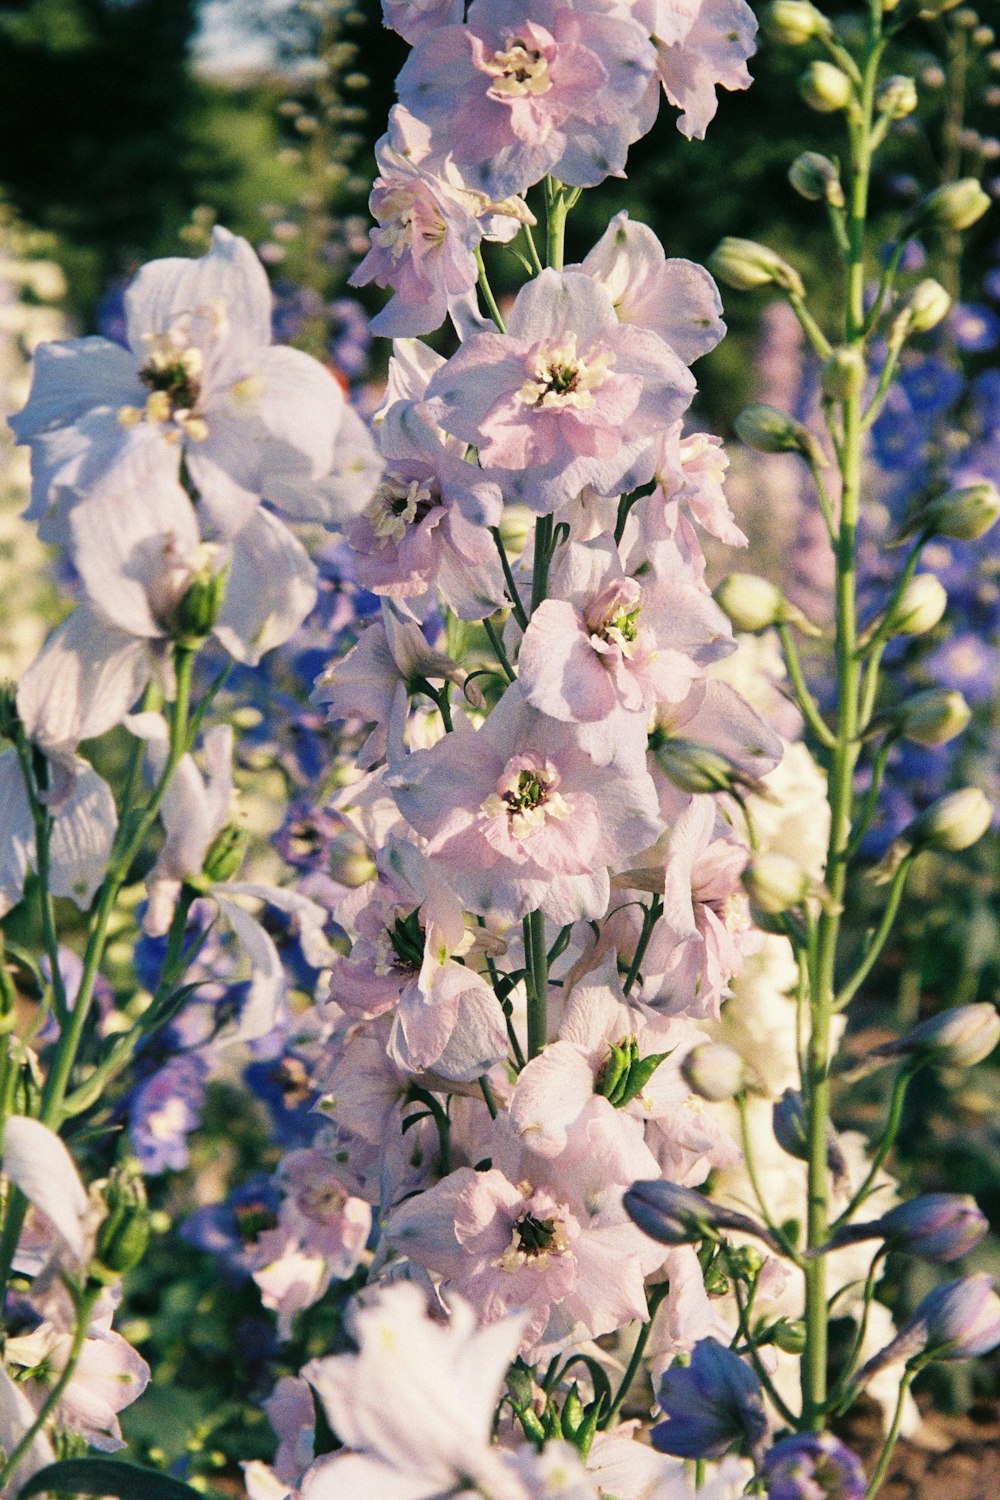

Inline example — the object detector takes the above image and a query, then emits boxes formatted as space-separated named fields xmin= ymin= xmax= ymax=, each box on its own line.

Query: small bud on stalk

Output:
xmin=624 ymin=1180 xmax=785 ymax=1253
xmin=772 ymin=1089 xmax=850 ymax=1187
xmin=733 ymin=404 xmax=827 ymax=467
xmin=897 ymin=481 xmax=1000 ymax=542
xmin=764 ymin=0 xmax=832 ymax=44
xmin=799 ymin=61 xmax=854 ymax=113
xmin=880 ymin=688 xmax=972 ymax=747
xmin=905 ymin=278 xmax=952 ymax=333
xmin=201 ymin=822 xmax=250 ymax=884
xmin=714 ymin=573 xmax=783 ymax=632
xmin=93 ymin=1166 xmax=151 ymax=1280
xmin=682 ymin=1042 xmax=746 ymax=1101
xmin=743 ymin=852 xmax=809 ymax=915
xmin=708 ymin=238 xmax=805 ymax=297
xmin=826 ymin=1193 xmax=988 ymax=1262
xmin=855 ymin=1274 xmax=1000 ymax=1386
xmin=909 ymin=179 xmax=991 ymax=233
xmin=877 ymin=75 xmax=918 ymax=118
xmin=821 ymin=347 xmax=865 ymax=400
xmin=882 ymin=573 xmax=948 ymax=637
xmin=869 ymin=1001 xmax=1000 ymax=1069
xmin=650 ymin=735 xmax=751 ymax=796
xmin=788 ymin=151 xmax=845 ymax=206
xmin=906 ymin=786 xmax=992 ymax=852
xmin=762 ymin=1318 xmax=808 ymax=1354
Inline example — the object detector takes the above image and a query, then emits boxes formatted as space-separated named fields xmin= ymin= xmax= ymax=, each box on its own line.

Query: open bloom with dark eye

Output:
xmin=11 ymin=226 xmax=380 ymax=544
xmin=396 ymin=0 xmax=657 ymax=199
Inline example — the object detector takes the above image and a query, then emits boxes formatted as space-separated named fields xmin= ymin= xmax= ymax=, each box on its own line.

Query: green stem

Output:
xmin=12 ymin=738 xmax=68 ymax=1027
xmin=865 ymin=1368 xmax=913 ymax=1497
xmin=736 ymin=1094 xmax=803 ymax=1263
xmin=475 ymin=246 xmax=507 ymax=332
xmin=802 ymin=15 xmax=883 ymax=1430
xmin=544 ymin=177 xmax=568 ymax=271
xmin=777 ymin=624 xmax=835 ymax=750
xmin=530 ymin=514 xmax=554 ymax=617
xmin=832 ymin=1066 xmax=913 ymax=1228
xmin=622 ymin=896 xmax=663 ymax=997
xmin=599 ymin=1281 xmax=670 ymax=1427
xmin=835 ymin=855 xmax=913 ymax=1010
xmin=845 ymin=736 xmax=894 ymax=860
xmin=523 ymin=909 xmax=549 ymax=1059
xmin=483 ymin=617 xmax=516 ymax=683
xmin=489 ymin=528 xmax=528 ymax=631
xmin=829 ymin=1248 xmax=886 ymax=1407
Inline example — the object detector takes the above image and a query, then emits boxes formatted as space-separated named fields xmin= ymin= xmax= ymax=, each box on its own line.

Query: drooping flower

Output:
xmin=651 ymin=1338 xmax=768 ymax=1462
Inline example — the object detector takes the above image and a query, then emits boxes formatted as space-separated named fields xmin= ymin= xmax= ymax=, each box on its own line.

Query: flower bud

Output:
xmin=682 ymin=1042 xmax=747 ymax=1102
xmin=891 ymin=688 xmax=972 ymax=746
xmin=328 ymin=831 xmax=376 ymax=888
xmin=884 ymin=573 xmax=947 ymax=636
xmin=917 ymin=0 xmax=963 ymax=12
xmin=765 ymin=0 xmax=831 ymax=43
xmin=650 ymin=735 xmax=743 ymax=795
xmin=727 ymin=1245 xmax=766 ymax=1281
xmin=708 ymin=238 xmax=805 ymax=297
xmin=821 ymin=346 xmax=865 ymax=400
xmin=905 ymin=278 xmax=952 ymax=332
xmin=899 ymin=481 xmax=1000 ymax=542
xmin=93 ymin=1166 xmax=151 ymax=1279
xmin=743 ymin=852 xmax=810 ymax=915
xmin=906 ymin=786 xmax=992 ymax=852
xmin=772 ymin=1089 xmax=850 ymax=1187
xmin=789 ymin=151 xmax=845 ymax=206
xmin=733 ymin=403 xmax=826 ymax=466
xmin=877 ymin=75 xmax=918 ymax=118
xmin=766 ymin=1318 xmax=809 ymax=1355
xmin=799 ymin=61 xmax=854 ymax=113
xmin=880 ymin=1194 xmax=988 ymax=1262
xmin=624 ymin=1180 xmax=783 ymax=1252
xmin=912 ymin=179 xmax=991 ymax=233
xmin=713 ymin=573 xmax=784 ymax=632
xmin=202 ymin=822 xmax=249 ymax=884
xmin=916 ymin=1274 xmax=1000 ymax=1359
xmin=173 ymin=559 xmax=227 ymax=644
xmin=871 ymin=1002 xmax=1000 ymax=1069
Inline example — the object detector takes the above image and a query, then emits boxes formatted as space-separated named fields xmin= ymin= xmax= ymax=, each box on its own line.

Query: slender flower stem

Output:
xmin=865 ymin=1368 xmax=914 ymax=1497
xmin=777 ymin=624 xmax=835 ymax=750
xmin=483 ymin=617 xmax=516 ymax=682
xmin=12 ymin=737 xmax=68 ymax=1027
xmin=599 ymin=1281 xmax=670 ymax=1427
xmin=530 ymin=514 xmax=554 ymax=616
xmin=802 ymin=13 xmax=884 ymax=1429
xmin=622 ymin=896 xmax=663 ymax=997
xmin=736 ymin=1094 xmax=803 ymax=1263
xmin=832 ymin=1065 xmax=913 ymax=1228
xmin=475 ymin=246 xmax=506 ymax=332
xmin=489 ymin=527 xmax=528 ymax=630
xmin=835 ymin=855 xmax=913 ymax=1010
xmin=523 ymin=909 xmax=549 ymax=1059
xmin=544 ymin=177 xmax=568 ymax=271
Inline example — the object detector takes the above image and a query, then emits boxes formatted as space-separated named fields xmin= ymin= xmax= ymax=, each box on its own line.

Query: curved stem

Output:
xmin=489 ymin=528 xmax=528 ymax=631
xmin=777 ymin=624 xmax=835 ymax=750
xmin=865 ymin=1368 xmax=913 ymax=1496
xmin=599 ymin=1281 xmax=670 ymax=1428
xmin=832 ymin=1066 xmax=913 ymax=1229
xmin=835 ymin=855 xmax=912 ymax=1011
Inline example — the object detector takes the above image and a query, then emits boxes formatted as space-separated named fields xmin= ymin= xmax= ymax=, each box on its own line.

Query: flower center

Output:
xmin=484 ymin=38 xmax=552 ymax=98
xmin=373 ymin=187 xmax=447 ymax=262
xmin=516 ymin=335 xmax=614 ymax=412
xmin=136 ymin=330 xmax=208 ymax=440
xmin=585 ymin=578 xmax=643 ymax=654
xmin=299 ymin=1179 xmax=347 ymax=1222
xmin=499 ymin=1201 xmax=571 ymax=1271
xmin=482 ymin=753 xmax=571 ymax=840
xmin=367 ymin=477 xmax=439 ymax=543
xmin=234 ymin=1200 xmax=279 ymax=1242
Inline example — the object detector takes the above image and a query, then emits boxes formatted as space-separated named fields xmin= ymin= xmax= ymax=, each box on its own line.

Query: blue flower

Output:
xmin=651 ymin=1339 xmax=768 ymax=1462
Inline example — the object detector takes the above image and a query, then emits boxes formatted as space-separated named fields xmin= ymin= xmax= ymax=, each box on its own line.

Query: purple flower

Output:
xmin=857 ymin=1274 xmax=1000 ymax=1384
xmin=128 ymin=1054 xmax=209 ymax=1175
xmin=651 ymin=1338 xmax=768 ymax=1461
xmin=396 ymin=0 xmax=657 ymax=198
xmin=762 ymin=1433 xmax=866 ymax=1500
xmin=951 ymin=302 xmax=1000 ymax=354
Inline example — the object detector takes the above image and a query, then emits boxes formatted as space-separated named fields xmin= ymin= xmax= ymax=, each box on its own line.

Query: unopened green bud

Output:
xmin=714 ymin=573 xmax=784 ymax=632
xmin=769 ymin=1317 xmax=808 ymax=1354
xmin=821 ymin=346 xmax=865 ymax=400
xmin=650 ymin=735 xmax=742 ymax=795
xmin=892 ymin=689 xmax=972 ymax=746
xmin=743 ymin=852 xmax=811 ymax=915
xmin=173 ymin=559 xmax=227 ymax=643
xmin=907 ymin=787 xmax=992 ymax=852
xmin=708 ymin=238 xmax=805 ymax=298
xmin=900 ymin=482 xmax=1000 ymax=543
xmin=885 ymin=574 xmax=947 ymax=636
xmin=912 ymin=179 xmax=991 ymax=233
xmin=799 ymin=60 xmax=854 ymax=113
xmin=873 ymin=1003 xmax=1000 ymax=1069
xmin=94 ymin=1166 xmax=150 ymax=1279
xmin=728 ymin=1245 xmax=766 ymax=1281
xmin=682 ymin=1042 xmax=747 ymax=1102
xmin=201 ymin=822 xmax=249 ymax=884
xmin=765 ymin=0 xmax=831 ymax=43
xmin=734 ymin=403 xmax=826 ymax=467
xmin=905 ymin=278 xmax=952 ymax=333
xmin=328 ymin=830 xmax=376 ymax=888
xmin=877 ymin=75 xmax=918 ymax=118
xmin=789 ymin=152 xmax=845 ymax=207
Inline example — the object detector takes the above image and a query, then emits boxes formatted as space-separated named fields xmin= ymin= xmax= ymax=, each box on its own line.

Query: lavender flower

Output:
xmin=651 ymin=1338 xmax=768 ymax=1461
xmin=762 ymin=1432 xmax=866 ymax=1500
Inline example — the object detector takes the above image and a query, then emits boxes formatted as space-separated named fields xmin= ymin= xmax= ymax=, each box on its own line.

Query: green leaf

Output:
xmin=19 ymin=1458 xmax=204 ymax=1500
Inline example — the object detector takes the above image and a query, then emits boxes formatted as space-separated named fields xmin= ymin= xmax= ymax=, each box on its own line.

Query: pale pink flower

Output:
xmin=635 ymin=0 xmax=758 ymax=140
xmin=388 ymin=683 xmax=662 ymax=925
xmin=265 ymin=1376 xmax=316 ymax=1487
xmin=396 ymin=0 xmax=657 ymax=198
xmin=422 ymin=268 xmax=695 ymax=512
xmin=345 ymin=400 xmax=506 ymax=619
xmin=578 ymin=212 xmax=724 ymax=365
xmin=382 ymin=0 xmax=462 ymax=44
xmin=0 ymin=749 xmax=116 ymax=917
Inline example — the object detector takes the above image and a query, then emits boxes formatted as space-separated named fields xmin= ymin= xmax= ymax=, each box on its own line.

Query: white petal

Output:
xmin=3 ymin=1116 xmax=90 ymax=1261
xmin=9 ymin=336 xmax=138 ymax=443
xmin=214 ymin=508 xmax=317 ymax=665
xmin=0 ymin=751 xmax=33 ymax=918
xmin=0 ymin=1362 xmax=55 ymax=1492
xmin=17 ymin=608 xmax=151 ymax=757
xmin=215 ymin=895 xmax=286 ymax=1042
xmin=48 ymin=760 xmax=118 ymax=909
